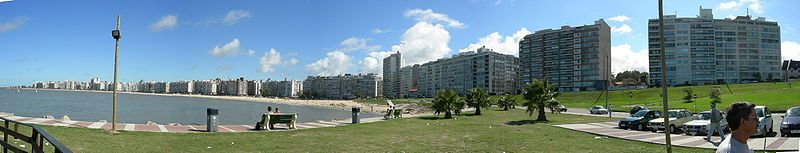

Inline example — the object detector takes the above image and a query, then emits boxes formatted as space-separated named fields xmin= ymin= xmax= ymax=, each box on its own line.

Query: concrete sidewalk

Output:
xmin=0 ymin=113 xmax=432 ymax=133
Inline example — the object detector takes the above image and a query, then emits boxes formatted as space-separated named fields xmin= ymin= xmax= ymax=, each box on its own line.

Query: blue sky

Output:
xmin=2 ymin=0 xmax=799 ymax=86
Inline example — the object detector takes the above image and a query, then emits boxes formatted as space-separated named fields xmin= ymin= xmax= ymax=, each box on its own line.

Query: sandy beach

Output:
xmin=18 ymin=88 xmax=397 ymax=114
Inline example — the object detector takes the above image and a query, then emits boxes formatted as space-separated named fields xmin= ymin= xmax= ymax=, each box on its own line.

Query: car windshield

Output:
xmin=756 ymin=108 xmax=764 ymax=117
xmin=695 ymin=113 xmax=711 ymax=120
xmin=668 ymin=111 xmax=679 ymax=118
xmin=631 ymin=111 xmax=648 ymax=117
xmin=593 ymin=106 xmax=604 ymax=109
xmin=787 ymin=108 xmax=800 ymax=117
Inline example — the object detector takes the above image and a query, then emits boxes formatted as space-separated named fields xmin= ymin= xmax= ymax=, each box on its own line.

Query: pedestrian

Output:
xmin=716 ymin=102 xmax=757 ymax=153
xmin=706 ymin=102 xmax=725 ymax=141
xmin=267 ymin=106 xmax=273 ymax=114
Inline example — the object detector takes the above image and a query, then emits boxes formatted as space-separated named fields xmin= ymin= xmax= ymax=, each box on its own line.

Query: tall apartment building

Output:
xmin=303 ymin=73 xmax=382 ymax=99
xmin=648 ymin=8 xmax=781 ymax=86
xmin=519 ymin=19 xmax=611 ymax=92
xmin=247 ymin=80 xmax=262 ymax=96
xmin=399 ymin=64 xmax=420 ymax=98
xmin=382 ymin=51 xmax=402 ymax=98
xmin=262 ymin=79 xmax=303 ymax=98
xmin=169 ymin=81 xmax=194 ymax=94
xmin=194 ymin=80 xmax=218 ymax=95
xmin=217 ymin=77 xmax=247 ymax=96
xmin=408 ymin=46 xmax=519 ymax=97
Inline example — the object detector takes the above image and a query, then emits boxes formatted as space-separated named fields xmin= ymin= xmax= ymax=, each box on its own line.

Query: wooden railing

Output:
xmin=0 ymin=116 xmax=72 ymax=153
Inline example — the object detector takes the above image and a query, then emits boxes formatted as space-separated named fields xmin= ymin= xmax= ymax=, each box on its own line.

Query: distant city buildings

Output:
xmin=783 ymin=60 xmax=800 ymax=81
xmin=384 ymin=46 xmax=519 ymax=98
xmin=217 ymin=77 xmax=247 ymax=96
xmin=303 ymin=73 xmax=382 ymax=99
xmin=648 ymin=8 xmax=782 ymax=86
xmin=193 ymin=80 xmax=219 ymax=95
xmin=519 ymin=19 xmax=612 ymax=92
xmin=262 ymin=79 xmax=303 ymax=98
xmin=169 ymin=81 xmax=194 ymax=94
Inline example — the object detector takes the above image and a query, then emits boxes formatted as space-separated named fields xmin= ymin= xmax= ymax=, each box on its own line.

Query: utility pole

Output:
xmin=658 ymin=0 xmax=672 ymax=152
xmin=111 ymin=15 xmax=122 ymax=132
xmin=606 ymin=54 xmax=610 ymax=118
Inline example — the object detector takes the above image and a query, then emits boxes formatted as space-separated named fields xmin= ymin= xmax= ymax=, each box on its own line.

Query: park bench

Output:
xmin=255 ymin=113 xmax=297 ymax=131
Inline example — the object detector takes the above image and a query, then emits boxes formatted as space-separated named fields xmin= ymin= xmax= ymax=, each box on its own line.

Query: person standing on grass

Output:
xmin=706 ymin=102 xmax=725 ymax=141
xmin=716 ymin=102 xmax=757 ymax=153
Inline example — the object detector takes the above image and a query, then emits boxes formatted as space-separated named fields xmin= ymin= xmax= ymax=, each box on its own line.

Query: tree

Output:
xmin=753 ymin=72 xmax=762 ymax=81
xmin=682 ymin=88 xmax=695 ymax=103
xmin=522 ymin=79 xmax=561 ymax=121
xmin=465 ymin=88 xmax=491 ymax=115
xmin=496 ymin=95 xmax=518 ymax=111
xmin=430 ymin=89 xmax=463 ymax=119
xmin=710 ymin=87 xmax=722 ymax=104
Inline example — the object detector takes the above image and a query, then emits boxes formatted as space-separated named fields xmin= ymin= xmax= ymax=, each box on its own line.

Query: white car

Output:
xmin=589 ymin=105 xmax=609 ymax=114
xmin=753 ymin=106 xmax=774 ymax=136
xmin=682 ymin=111 xmax=728 ymax=136
xmin=649 ymin=109 xmax=694 ymax=133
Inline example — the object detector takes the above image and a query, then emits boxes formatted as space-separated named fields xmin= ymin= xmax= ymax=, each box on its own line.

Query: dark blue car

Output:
xmin=780 ymin=107 xmax=800 ymax=137
xmin=619 ymin=110 xmax=663 ymax=130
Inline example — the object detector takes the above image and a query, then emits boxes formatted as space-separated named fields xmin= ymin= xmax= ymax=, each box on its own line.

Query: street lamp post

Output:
xmin=111 ymin=15 xmax=121 ymax=132
xmin=658 ymin=0 xmax=672 ymax=152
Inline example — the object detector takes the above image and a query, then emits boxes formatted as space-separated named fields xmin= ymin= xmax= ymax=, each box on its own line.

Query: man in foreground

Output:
xmin=716 ymin=102 xmax=757 ymax=153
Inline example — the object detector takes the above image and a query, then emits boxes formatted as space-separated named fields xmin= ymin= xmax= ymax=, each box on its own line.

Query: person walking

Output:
xmin=706 ymin=102 xmax=725 ymax=141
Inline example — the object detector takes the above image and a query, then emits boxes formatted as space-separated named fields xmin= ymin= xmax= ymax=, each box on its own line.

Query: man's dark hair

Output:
xmin=268 ymin=106 xmax=272 ymax=112
xmin=725 ymin=102 xmax=756 ymax=130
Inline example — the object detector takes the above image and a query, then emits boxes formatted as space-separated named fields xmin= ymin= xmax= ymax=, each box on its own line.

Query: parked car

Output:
xmin=779 ymin=106 xmax=800 ymax=137
xmin=589 ymin=105 xmax=609 ymax=114
xmin=556 ymin=105 xmax=568 ymax=112
xmin=753 ymin=106 xmax=774 ymax=136
xmin=648 ymin=109 xmax=693 ymax=133
xmin=682 ymin=111 xmax=728 ymax=136
xmin=630 ymin=106 xmax=648 ymax=115
xmin=619 ymin=110 xmax=662 ymax=130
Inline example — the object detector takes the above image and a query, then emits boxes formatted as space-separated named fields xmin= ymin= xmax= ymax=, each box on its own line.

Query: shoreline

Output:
xmin=16 ymin=88 xmax=394 ymax=114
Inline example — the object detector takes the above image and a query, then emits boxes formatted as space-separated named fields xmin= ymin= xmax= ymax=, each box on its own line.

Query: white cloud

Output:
xmin=391 ymin=22 xmax=451 ymax=66
xmin=459 ymin=28 xmax=531 ymax=56
xmin=359 ymin=57 xmax=381 ymax=74
xmin=608 ymin=15 xmax=630 ymax=22
xmin=611 ymin=24 xmax=633 ymax=34
xmin=782 ymin=41 xmax=800 ymax=61
xmin=0 ymin=16 xmax=27 ymax=32
xmin=259 ymin=48 xmax=297 ymax=73
xmin=334 ymin=37 xmax=381 ymax=52
xmin=210 ymin=39 xmax=241 ymax=57
xmin=404 ymin=9 xmax=465 ymax=28
xmin=0 ymin=0 xmax=14 ymax=3
xmin=717 ymin=0 xmax=764 ymax=14
xmin=611 ymin=44 xmax=649 ymax=73
xmin=372 ymin=28 xmax=391 ymax=34
xmin=246 ymin=49 xmax=256 ymax=56
xmin=259 ymin=49 xmax=282 ymax=73
xmin=223 ymin=10 xmax=251 ymax=25
xmin=149 ymin=15 xmax=177 ymax=31
xmin=306 ymin=51 xmax=352 ymax=75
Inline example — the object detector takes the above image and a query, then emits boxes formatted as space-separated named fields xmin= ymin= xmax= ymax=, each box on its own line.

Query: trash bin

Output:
xmin=207 ymin=108 xmax=219 ymax=132
xmin=352 ymin=107 xmax=361 ymax=124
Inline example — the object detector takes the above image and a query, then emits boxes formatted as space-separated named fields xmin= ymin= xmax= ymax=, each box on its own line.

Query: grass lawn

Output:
xmin=3 ymin=109 xmax=713 ymax=152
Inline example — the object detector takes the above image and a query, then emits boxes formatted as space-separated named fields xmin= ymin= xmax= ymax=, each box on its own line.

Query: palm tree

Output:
xmin=465 ymin=88 xmax=491 ymax=115
xmin=496 ymin=95 xmax=517 ymax=111
xmin=431 ymin=89 xmax=463 ymax=119
xmin=522 ymin=79 xmax=561 ymax=121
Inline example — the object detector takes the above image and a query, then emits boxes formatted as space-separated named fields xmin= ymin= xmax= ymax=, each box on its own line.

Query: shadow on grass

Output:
xmin=418 ymin=116 xmax=450 ymax=120
xmin=505 ymin=119 xmax=550 ymax=126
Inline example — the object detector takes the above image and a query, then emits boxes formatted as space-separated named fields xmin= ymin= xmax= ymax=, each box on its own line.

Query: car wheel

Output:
xmin=769 ymin=126 xmax=773 ymax=133
xmin=638 ymin=124 xmax=645 ymax=131
xmin=621 ymin=127 xmax=628 ymax=130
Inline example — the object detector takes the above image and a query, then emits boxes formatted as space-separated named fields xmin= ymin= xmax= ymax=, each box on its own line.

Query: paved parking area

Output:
xmin=555 ymin=121 xmax=800 ymax=151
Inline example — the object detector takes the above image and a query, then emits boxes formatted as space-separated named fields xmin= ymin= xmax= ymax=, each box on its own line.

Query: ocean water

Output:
xmin=0 ymin=88 xmax=377 ymax=125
